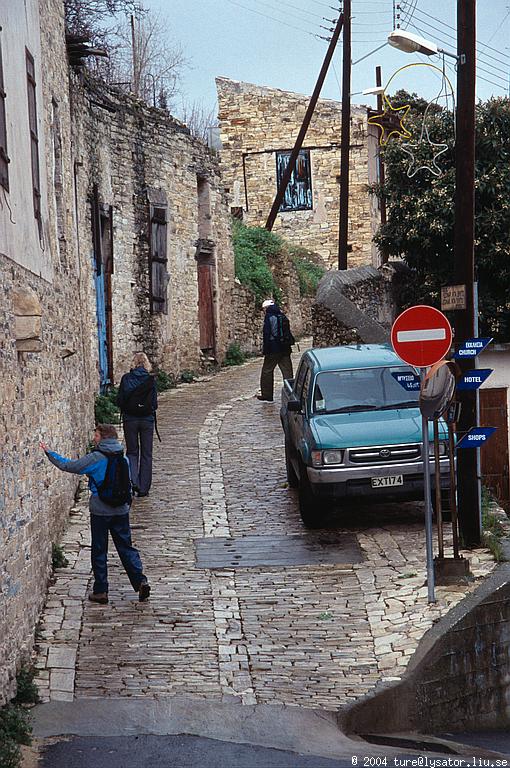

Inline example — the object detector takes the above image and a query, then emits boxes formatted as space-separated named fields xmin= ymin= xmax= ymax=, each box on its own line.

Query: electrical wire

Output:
xmin=413 ymin=6 xmax=510 ymax=61
xmin=411 ymin=11 xmax=510 ymax=74
xmin=224 ymin=0 xmax=321 ymax=38
xmin=409 ymin=21 xmax=509 ymax=88
xmin=251 ymin=0 xmax=327 ymax=23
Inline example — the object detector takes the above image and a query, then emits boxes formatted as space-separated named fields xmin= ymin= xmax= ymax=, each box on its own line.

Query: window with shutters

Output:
xmin=26 ymin=49 xmax=42 ymax=236
xmin=149 ymin=204 xmax=169 ymax=314
xmin=0 ymin=30 xmax=9 ymax=191
xmin=275 ymin=149 xmax=312 ymax=212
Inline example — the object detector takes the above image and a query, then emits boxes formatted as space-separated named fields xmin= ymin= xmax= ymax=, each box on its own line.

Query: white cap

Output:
xmin=262 ymin=299 xmax=275 ymax=309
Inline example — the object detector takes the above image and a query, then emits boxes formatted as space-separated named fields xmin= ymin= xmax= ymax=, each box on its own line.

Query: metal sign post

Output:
xmin=421 ymin=367 xmax=436 ymax=604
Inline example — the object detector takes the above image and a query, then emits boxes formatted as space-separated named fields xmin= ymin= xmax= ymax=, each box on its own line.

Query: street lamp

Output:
xmin=386 ymin=7 xmax=480 ymax=547
xmin=387 ymin=29 xmax=461 ymax=62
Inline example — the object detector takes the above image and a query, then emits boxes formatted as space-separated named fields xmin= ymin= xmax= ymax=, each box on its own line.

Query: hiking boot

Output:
xmin=138 ymin=579 xmax=151 ymax=602
xmin=88 ymin=592 xmax=108 ymax=604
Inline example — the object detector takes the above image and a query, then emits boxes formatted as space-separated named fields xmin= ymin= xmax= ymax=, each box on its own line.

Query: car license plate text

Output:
xmin=371 ymin=475 xmax=404 ymax=488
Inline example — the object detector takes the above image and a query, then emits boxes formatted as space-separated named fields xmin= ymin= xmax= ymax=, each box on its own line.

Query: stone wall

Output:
xmin=0 ymin=0 xmax=95 ymax=704
xmin=216 ymin=77 xmax=380 ymax=269
xmin=71 ymin=76 xmax=236 ymax=382
xmin=343 ymin=567 xmax=510 ymax=733
xmin=312 ymin=263 xmax=408 ymax=347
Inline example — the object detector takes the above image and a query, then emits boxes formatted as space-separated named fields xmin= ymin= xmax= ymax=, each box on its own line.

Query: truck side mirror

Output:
xmin=288 ymin=398 xmax=302 ymax=412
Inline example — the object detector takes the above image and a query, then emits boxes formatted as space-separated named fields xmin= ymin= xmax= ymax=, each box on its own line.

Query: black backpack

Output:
xmin=95 ymin=450 xmax=132 ymax=507
xmin=123 ymin=376 xmax=155 ymax=417
xmin=276 ymin=314 xmax=295 ymax=347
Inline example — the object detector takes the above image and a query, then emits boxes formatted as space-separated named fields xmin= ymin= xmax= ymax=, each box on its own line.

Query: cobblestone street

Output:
xmin=34 ymin=352 xmax=497 ymax=711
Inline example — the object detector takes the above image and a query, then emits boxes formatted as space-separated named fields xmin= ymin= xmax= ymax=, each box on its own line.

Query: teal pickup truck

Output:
xmin=280 ymin=344 xmax=450 ymax=527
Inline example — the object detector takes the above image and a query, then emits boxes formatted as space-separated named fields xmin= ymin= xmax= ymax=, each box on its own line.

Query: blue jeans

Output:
xmin=90 ymin=513 xmax=145 ymax=594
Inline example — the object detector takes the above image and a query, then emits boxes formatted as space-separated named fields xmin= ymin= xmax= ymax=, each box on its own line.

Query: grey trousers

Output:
xmin=123 ymin=418 xmax=154 ymax=494
xmin=260 ymin=353 xmax=293 ymax=400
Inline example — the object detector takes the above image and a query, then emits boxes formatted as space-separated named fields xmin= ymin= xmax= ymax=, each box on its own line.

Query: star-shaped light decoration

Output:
xmin=367 ymin=95 xmax=412 ymax=146
xmin=401 ymin=124 xmax=449 ymax=178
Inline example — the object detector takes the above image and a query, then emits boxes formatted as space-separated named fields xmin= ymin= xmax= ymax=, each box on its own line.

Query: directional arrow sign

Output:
xmin=391 ymin=305 xmax=452 ymax=368
xmin=456 ymin=369 xmax=493 ymax=390
xmin=454 ymin=337 xmax=492 ymax=358
xmin=456 ymin=427 xmax=497 ymax=449
xmin=391 ymin=371 xmax=421 ymax=391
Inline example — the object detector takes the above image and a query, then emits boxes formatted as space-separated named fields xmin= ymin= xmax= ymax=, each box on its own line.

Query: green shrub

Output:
xmin=94 ymin=387 xmax=120 ymax=425
xmin=291 ymin=255 xmax=325 ymax=296
xmin=232 ymin=220 xmax=282 ymax=304
xmin=0 ymin=704 xmax=32 ymax=768
xmin=51 ymin=543 xmax=68 ymax=570
xmin=155 ymin=369 xmax=177 ymax=392
xmin=180 ymin=370 xmax=196 ymax=383
xmin=224 ymin=342 xmax=247 ymax=367
xmin=14 ymin=667 xmax=39 ymax=706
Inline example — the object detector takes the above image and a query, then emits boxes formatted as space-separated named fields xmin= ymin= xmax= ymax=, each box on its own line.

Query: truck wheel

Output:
xmin=285 ymin=441 xmax=299 ymax=488
xmin=298 ymin=463 xmax=323 ymax=529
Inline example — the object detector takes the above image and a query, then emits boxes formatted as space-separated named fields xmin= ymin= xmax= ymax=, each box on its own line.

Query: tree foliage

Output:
xmin=374 ymin=93 xmax=510 ymax=340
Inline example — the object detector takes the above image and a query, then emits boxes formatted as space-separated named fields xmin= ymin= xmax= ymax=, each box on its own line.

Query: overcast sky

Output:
xmin=144 ymin=0 xmax=510 ymax=117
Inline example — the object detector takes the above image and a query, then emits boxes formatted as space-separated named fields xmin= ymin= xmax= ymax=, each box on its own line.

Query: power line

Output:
xmin=414 ymin=6 xmax=510 ymax=61
xmin=479 ymin=8 xmax=510 ymax=47
xmin=411 ymin=10 xmax=510 ymax=73
xmin=409 ymin=21 xmax=509 ymax=87
xmin=251 ymin=0 xmax=327 ymax=23
xmin=224 ymin=0 xmax=320 ymax=38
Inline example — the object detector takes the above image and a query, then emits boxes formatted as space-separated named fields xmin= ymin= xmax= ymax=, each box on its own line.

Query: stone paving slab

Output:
xmin=33 ymin=351 xmax=501 ymax=709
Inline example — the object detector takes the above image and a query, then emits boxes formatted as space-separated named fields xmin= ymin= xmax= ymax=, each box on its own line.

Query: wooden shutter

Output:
xmin=26 ymin=49 xmax=41 ymax=234
xmin=149 ymin=205 xmax=169 ymax=314
xmin=0 ymin=31 xmax=9 ymax=191
xmin=197 ymin=263 xmax=215 ymax=350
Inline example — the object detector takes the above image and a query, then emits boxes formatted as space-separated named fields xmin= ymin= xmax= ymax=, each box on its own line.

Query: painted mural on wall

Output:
xmin=276 ymin=149 xmax=312 ymax=212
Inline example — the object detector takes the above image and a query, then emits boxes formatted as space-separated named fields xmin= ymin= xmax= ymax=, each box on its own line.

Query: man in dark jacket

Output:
xmin=117 ymin=352 xmax=158 ymax=497
xmin=258 ymin=299 xmax=295 ymax=402
xmin=40 ymin=423 xmax=150 ymax=605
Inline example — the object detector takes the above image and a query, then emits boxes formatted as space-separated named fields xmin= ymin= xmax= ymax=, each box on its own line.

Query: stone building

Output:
xmin=0 ymin=0 xmax=95 ymax=703
xmin=71 ymin=76 xmax=236 ymax=385
xmin=216 ymin=77 xmax=381 ymax=269
xmin=0 ymin=0 xmax=237 ymax=704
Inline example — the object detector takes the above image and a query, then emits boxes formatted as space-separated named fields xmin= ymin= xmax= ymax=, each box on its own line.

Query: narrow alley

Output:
xmin=33 ymin=352 xmax=496 ymax=714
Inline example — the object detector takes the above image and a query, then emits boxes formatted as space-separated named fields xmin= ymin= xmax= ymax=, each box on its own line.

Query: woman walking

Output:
xmin=117 ymin=352 xmax=158 ymax=497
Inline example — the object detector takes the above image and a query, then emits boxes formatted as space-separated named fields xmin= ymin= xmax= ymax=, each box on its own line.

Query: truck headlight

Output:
xmin=322 ymin=450 xmax=344 ymax=466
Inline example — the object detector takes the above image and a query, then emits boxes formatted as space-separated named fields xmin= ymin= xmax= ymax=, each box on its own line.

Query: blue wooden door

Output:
xmin=94 ymin=269 xmax=110 ymax=392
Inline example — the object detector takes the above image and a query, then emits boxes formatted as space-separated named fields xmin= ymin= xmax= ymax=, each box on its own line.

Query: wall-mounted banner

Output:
xmin=454 ymin=338 xmax=492 ymax=358
xmin=456 ymin=427 xmax=497 ymax=449
xmin=391 ymin=371 xmax=421 ymax=391
xmin=456 ymin=369 xmax=493 ymax=390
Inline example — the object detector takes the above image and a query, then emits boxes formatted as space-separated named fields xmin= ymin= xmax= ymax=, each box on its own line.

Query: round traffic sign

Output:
xmin=391 ymin=305 xmax=452 ymax=368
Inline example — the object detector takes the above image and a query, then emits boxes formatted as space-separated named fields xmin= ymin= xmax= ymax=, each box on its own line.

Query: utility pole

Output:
xmin=454 ymin=0 xmax=480 ymax=546
xmin=131 ymin=14 xmax=139 ymax=96
xmin=338 ymin=0 xmax=351 ymax=270
xmin=265 ymin=14 xmax=344 ymax=231
xmin=375 ymin=66 xmax=387 ymax=231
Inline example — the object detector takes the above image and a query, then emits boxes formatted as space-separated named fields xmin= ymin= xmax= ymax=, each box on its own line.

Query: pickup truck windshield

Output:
xmin=313 ymin=366 xmax=419 ymax=414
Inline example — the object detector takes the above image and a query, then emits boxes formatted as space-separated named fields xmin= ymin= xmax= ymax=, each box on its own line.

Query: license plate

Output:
xmin=371 ymin=475 xmax=404 ymax=488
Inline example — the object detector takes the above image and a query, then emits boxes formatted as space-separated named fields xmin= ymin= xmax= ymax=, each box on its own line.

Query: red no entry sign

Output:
xmin=391 ymin=305 xmax=452 ymax=368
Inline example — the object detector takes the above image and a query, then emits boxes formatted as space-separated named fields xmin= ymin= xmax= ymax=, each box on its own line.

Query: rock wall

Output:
xmin=0 ymin=0 xmax=95 ymax=704
xmin=71 ymin=76 xmax=236 ymax=381
xmin=216 ymin=77 xmax=380 ymax=269
xmin=343 ymin=567 xmax=510 ymax=734
xmin=312 ymin=263 xmax=407 ymax=347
